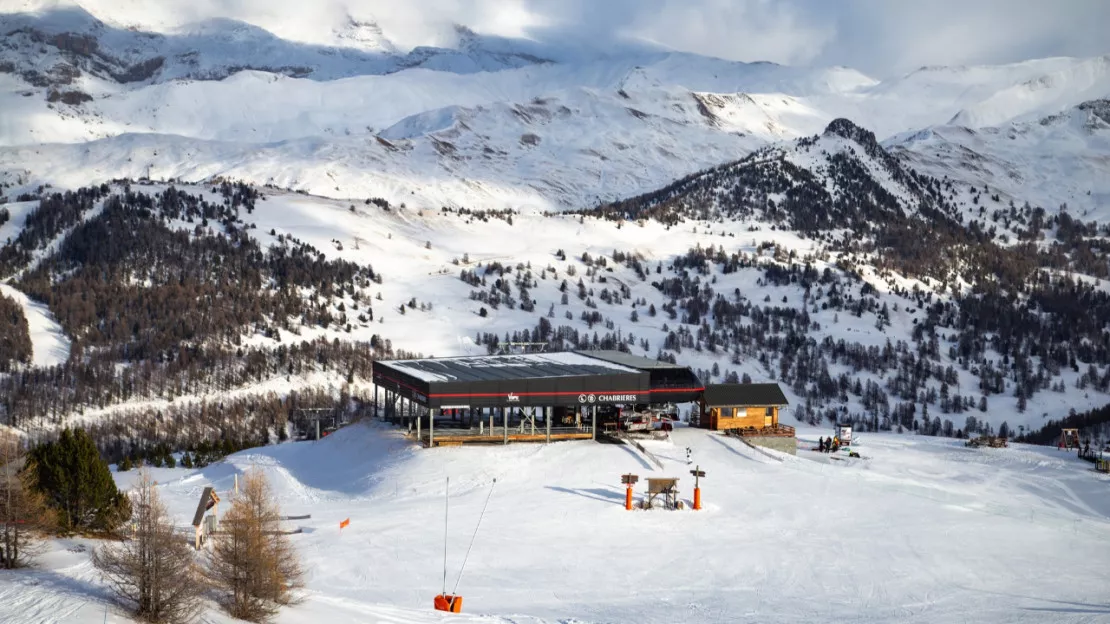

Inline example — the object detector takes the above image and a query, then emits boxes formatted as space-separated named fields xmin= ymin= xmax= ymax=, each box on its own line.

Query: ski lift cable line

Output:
xmin=451 ymin=477 xmax=497 ymax=596
xmin=442 ymin=476 xmax=449 ymax=596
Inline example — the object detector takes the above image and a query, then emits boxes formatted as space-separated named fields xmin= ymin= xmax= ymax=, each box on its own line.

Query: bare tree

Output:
xmin=91 ymin=468 xmax=205 ymax=623
xmin=0 ymin=433 xmax=54 ymax=569
xmin=207 ymin=467 xmax=303 ymax=622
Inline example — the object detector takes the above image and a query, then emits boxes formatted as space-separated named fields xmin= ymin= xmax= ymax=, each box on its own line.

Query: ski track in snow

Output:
xmin=0 ymin=282 xmax=70 ymax=368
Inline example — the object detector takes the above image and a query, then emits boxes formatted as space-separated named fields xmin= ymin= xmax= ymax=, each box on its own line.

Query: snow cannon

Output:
xmin=434 ymin=594 xmax=463 ymax=613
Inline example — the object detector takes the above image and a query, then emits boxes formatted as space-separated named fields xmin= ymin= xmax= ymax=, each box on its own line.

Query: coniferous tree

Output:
xmin=27 ymin=428 xmax=131 ymax=532
xmin=207 ymin=468 xmax=303 ymax=622
xmin=92 ymin=469 xmax=205 ymax=622
xmin=0 ymin=435 xmax=55 ymax=569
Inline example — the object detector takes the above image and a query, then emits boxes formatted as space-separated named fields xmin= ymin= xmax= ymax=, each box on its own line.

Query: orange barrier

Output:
xmin=693 ymin=487 xmax=702 ymax=510
xmin=434 ymin=594 xmax=463 ymax=612
xmin=625 ymin=485 xmax=633 ymax=510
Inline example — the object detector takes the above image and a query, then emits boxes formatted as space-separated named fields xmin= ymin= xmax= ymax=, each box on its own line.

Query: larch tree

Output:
xmin=0 ymin=434 xmax=55 ymax=569
xmin=207 ymin=467 xmax=303 ymax=622
xmin=91 ymin=468 xmax=205 ymax=623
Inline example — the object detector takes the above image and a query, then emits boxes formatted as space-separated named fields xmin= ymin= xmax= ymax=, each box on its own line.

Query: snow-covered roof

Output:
xmin=377 ymin=352 xmax=642 ymax=384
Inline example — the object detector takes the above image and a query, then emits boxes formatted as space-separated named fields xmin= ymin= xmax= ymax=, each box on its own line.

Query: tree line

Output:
xmin=1 ymin=426 xmax=304 ymax=622
xmin=0 ymin=292 xmax=32 ymax=371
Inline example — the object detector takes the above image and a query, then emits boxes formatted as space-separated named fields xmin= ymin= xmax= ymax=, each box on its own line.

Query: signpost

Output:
xmin=689 ymin=465 xmax=706 ymax=510
xmin=621 ymin=473 xmax=639 ymax=510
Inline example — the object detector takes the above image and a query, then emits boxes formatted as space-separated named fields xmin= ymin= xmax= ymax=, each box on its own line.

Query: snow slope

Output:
xmin=891 ymin=99 xmax=1110 ymax=220
xmin=4 ymin=421 xmax=1109 ymax=623
xmin=2 ymin=178 xmax=1100 ymax=436
xmin=1 ymin=3 xmax=1108 ymax=212
xmin=0 ymin=282 xmax=69 ymax=367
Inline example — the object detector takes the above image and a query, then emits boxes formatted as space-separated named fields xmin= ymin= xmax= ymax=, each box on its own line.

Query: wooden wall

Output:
xmin=705 ymin=406 xmax=778 ymax=430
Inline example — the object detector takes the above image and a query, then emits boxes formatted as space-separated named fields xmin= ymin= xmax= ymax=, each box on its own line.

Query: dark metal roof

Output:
xmin=702 ymin=383 xmax=789 ymax=406
xmin=575 ymin=350 xmax=690 ymax=370
xmin=375 ymin=352 xmax=642 ymax=384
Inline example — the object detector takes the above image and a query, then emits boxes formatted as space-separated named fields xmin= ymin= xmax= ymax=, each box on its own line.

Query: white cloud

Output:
xmin=14 ymin=0 xmax=1109 ymax=75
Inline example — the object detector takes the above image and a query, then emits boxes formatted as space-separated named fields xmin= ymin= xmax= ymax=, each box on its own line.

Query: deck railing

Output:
xmin=729 ymin=424 xmax=796 ymax=438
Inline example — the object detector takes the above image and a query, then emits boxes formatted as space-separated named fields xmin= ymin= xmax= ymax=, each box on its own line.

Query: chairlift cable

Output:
xmin=442 ymin=476 xmax=449 ymax=595
xmin=451 ymin=477 xmax=497 ymax=595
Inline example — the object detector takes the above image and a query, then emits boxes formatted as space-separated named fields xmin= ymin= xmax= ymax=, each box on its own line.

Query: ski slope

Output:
xmin=0 ymin=282 xmax=70 ymax=367
xmin=3 ymin=421 xmax=1108 ymax=623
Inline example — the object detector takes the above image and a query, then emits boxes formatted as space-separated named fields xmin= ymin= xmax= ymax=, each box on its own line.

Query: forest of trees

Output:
xmin=6 ymin=184 xmax=378 ymax=360
xmin=0 ymin=292 xmax=32 ymax=372
xmin=5 ymin=148 xmax=1109 ymax=452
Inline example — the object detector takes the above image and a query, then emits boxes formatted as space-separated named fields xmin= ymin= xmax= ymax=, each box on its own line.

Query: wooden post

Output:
xmin=429 ymin=408 xmax=435 ymax=448
xmin=545 ymin=406 xmax=551 ymax=443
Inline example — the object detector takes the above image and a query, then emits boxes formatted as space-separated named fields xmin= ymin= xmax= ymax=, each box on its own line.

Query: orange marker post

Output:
xmin=621 ymin=473 xmax=639 ymax=510
xmin=689 ymin=465 xmax=705 ymax=511
xmin=340 ymin=518 xmax=350 ymax=530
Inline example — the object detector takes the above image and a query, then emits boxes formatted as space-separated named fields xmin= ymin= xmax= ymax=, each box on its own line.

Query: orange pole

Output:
xmin=693 ymin=487 xmax=701 ymax=510
xmin=625 ymin=485 xmax=633 ymax=510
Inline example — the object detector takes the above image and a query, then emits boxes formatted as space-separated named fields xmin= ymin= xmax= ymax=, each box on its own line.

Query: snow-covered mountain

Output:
xmin=2 ymin=2 xmax=1109 ymax=213
xmin=891 ymin=98 xmax=1110 ymax=221
xmin=2 ymin=1 xmax=1110 ymax=445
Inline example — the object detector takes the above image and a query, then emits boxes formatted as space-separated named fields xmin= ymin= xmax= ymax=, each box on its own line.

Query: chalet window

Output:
xmin=765 ymin=407 xmax=774 ymax=416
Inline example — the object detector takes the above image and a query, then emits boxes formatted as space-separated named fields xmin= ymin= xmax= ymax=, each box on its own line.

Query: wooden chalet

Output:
xmin=699 ymin=383 xmax=790 ymax=435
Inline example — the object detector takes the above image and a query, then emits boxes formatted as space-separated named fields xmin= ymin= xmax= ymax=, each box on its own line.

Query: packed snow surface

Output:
xmin=3 ymin=421 xmax=1109 ymax=623
xmin=0 ymin=281 xmax=71 ymax=367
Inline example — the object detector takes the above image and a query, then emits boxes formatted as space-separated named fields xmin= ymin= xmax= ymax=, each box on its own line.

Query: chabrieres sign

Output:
xmin=579 ymin=393 xmax=639 ymax=404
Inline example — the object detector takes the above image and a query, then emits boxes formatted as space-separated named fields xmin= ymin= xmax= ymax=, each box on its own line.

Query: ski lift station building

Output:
xmin=371 ymin=350 xmax=702 ymax=446
xmin=371 ymin=350 xmax=791 ymax=449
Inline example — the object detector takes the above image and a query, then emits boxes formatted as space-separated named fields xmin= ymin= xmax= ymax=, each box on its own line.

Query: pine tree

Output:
xmin=180 ymin=453 xmax=193 ymax=469
xmin=92 ymin=469 xmax=205 ymax=622
xmin=27 ymin=428 xmax=131 ymax=533
xmin=0 ymin=435 xmax=55 ymax=569
xmin=207 ymin=468 xmax=303 ymax=622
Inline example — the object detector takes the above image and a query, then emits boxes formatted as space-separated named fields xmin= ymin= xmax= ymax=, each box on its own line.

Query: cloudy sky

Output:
xmin=38 ymin=0 xmax=1110 ymax=76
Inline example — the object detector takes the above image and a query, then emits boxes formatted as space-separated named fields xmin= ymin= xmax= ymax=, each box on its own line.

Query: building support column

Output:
xmin=416 ymin=408 xmax=421 ymax=443
xmin=503 ymin=407 xmax=509 ymax=445
xmin=489 ymin=410 xmax=494 ymax=437
xmin=429 ymin=408 xmax=435 ymax=448
xmin=374 ymin=384 xmax=379 ymax=418
xmin=545 ymin=406 xmax=551 ymax=444
xmin=591 ymin=406 xmax=597 ymax=441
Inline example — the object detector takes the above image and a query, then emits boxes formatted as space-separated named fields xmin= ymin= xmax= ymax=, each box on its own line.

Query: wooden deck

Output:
xmin=727 ymin=424 xmax=796 ymax=438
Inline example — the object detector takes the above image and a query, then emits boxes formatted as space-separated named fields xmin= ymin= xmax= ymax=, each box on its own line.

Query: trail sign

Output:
xmin=689 ymin=466 xmax=705 ymax=488
xmin=621 ymin=473 xmax=639 ymax=485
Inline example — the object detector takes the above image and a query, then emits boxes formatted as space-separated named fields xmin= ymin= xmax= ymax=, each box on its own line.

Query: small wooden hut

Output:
xmin=699 ymin=383 xmax=789 ymax=433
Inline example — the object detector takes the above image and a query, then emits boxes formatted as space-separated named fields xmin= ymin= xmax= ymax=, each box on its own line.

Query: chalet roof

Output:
xmin=702 ymin=383 xmax=789 ymax=407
